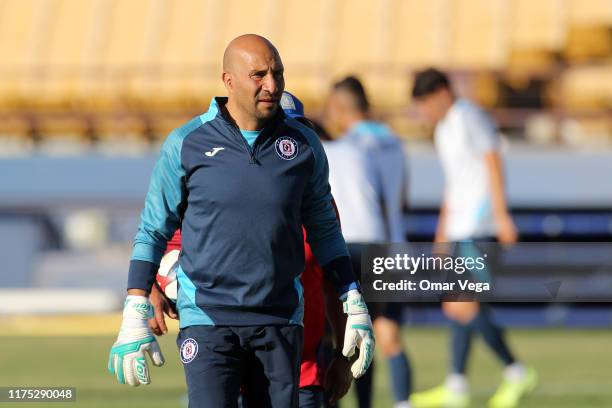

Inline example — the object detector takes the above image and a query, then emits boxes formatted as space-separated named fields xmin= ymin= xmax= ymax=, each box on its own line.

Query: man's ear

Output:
xmin=222 ymin=72 xmax=232 ymax=93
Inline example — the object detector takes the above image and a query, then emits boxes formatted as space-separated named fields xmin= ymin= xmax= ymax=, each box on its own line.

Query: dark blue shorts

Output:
xmin=177 ymin=325 xmax=303 ymax=408
xmin=299 ymin=386 xmax=324 ymax=408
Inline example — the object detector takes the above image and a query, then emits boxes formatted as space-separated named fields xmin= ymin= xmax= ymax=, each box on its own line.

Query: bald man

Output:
xmin=108 ymin=34 xmax=374 ymax=408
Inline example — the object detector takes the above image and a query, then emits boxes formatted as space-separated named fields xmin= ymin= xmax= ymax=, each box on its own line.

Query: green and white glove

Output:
xmin=108 ymin=295 xmax=165 ymax=386
xmin=342 ymin=289 xmax=375 ymax=379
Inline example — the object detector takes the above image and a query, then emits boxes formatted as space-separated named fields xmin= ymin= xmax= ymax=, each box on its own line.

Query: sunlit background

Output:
xmin=0 ymin=1 xmax=611 ymax=407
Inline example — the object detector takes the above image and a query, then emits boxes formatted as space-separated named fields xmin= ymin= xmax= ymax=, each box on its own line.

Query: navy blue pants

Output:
xmin=299 ymin=386 xmax=325 ymax=408
xmin=177 ymin=325 xmax=303 ymax=408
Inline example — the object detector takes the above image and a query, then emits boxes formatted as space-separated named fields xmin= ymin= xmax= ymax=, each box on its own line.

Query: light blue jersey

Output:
xmin=325 ymin=121 xmax=407 ymax=243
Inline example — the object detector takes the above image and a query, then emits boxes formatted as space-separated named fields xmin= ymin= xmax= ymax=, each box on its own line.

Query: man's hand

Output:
xmin=342 ymin=290 xmax=375 ymax=378
xmin=148 ymin=284 xmax=178 ymax=336
xmin=497 ymin=213 xmax=518 ymax=244
xmin=108 ymin=295 xmax=165 ymax=386
xmin=434 ymin=200 xmax=447 ymax=243
xmin=325 ymin=354 xmax=352 ymax=405
xmin=484 ymin=151 xmax=518 ymax=245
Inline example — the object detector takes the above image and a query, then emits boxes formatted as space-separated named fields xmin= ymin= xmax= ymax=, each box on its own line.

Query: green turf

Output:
xmin=0 ymin=328 xmax=610 ymax=407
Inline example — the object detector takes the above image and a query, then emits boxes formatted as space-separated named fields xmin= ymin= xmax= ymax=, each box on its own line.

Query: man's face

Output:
xmin=229 ymin=49 xmax=285 ymax=121
xmin=414 ymin=88 xmax=451 ymax=125
xmin=324 ymin=90 xmax=351 ymax=135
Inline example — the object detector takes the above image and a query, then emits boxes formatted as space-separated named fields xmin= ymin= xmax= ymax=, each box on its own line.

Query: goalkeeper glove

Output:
xmin=108 ymin=295 xmax=165 ymax=386
xmin=342 ymin=289 xmax=375 ymax=378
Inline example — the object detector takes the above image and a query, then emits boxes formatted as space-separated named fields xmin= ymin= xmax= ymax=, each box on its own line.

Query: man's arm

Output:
xmin=292 ymin=121 xmax=356 ymax=295
xmin=434 ymin=195 xmax=448 ymax=243
xmin=484 ymin=151 xmax=517 ymax=244
xmin=109 ymin=126 xmax=190 ymax=386
xmin=323 ymin=279 xmax=352 ymax=404
xmin=128 ymin=129 xmax=188 ymax=293
xmin=323 ymin=279 xmax=346 ymax=348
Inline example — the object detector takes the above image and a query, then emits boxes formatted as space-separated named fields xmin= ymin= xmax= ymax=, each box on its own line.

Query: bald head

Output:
xmin=223 ymin=34 xmax=279 ymax=72
xmin=221 ymin=34 xmax=285 ymax=130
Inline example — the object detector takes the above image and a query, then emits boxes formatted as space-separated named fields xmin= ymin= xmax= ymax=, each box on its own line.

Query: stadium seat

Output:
xmin=92 ymin=114 xmax=148 ymax=143
xmin=507 ymin=49 xmax=557 ymax=73
xmin=277 ymin=0 xmax=334 ymax=104
xmin=0 ymin=115 xmax=31 ymax=139
xmin=130 ymin=0 xmax=224 ymax=109
xmin=361 ymin=71 xmax=411 ymax=109
xmin=524 ymin=113 xmax=558 ymax=144
xmin=91 ymin=0 xmax=158 ymax=111
xmin=35 ymin=115 xmax=89 ymax=137
xmin=220 ymin=0 xmax=276 ymax=43
xmin=0 ymin=0 xmax=41 ymax=107
xmin=0 ymin=0 xmax=610 ymax=145
xmin=149 ymin=113 xmax=200 ymax=142
xmin=559 ymin=65 xmax=612 ymax=111
xmin=34 ymin=0 xmax=99 ymax=109
xmin=510 ymin=0 xmax=566 ymax=51
xmin=467 ymin=71 xmax=500 ymax=108
xmin=560 ymin=116 xmax=612 ymax=147
xmin=563 ymin=25 xmax=612 ymax=63
xmin=329 ymin=0 xmax=385 ymax=74
xmin=449 ymin=0 xmax=507 ymax=69
xmin=34 ymin=115 xmax=92 ymax=154
xmin=386 ymin=112 xmax=433 ymax=141
xmin=567 ymin=0 xmax=612 ymax=25
xmin=392 ymin=0 xmax=448 ymax=68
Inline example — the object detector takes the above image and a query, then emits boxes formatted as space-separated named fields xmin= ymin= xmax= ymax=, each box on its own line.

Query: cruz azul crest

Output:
xmin=275 ymin=136 xmax=298 ymax=160
xmin=180 ymin=338 xmax=198 ymax=364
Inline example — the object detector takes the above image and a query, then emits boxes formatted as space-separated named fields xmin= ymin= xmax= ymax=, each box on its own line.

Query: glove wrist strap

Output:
xmin=343 ymin=291 xmax=369 ymax=315
xmin=120 ymin=295 xmax=153 ymax=333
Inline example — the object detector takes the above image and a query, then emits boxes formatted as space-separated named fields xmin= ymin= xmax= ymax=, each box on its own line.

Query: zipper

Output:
xmin=221 ymin=110 xmax=280 ymax=165
xmin=226 ymin=122 xmax=258 ymax=164
xmin=248 ymin=122 xmax=275 ymax=164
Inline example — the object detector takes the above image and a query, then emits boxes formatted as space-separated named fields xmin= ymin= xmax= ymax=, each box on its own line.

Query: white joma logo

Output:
xmin=205 ymin=147 xmax=224 ymax=157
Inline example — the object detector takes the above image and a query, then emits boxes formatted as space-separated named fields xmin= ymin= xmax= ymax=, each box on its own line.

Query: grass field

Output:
xmin=0 ymin=327 xmax=611 ymax=408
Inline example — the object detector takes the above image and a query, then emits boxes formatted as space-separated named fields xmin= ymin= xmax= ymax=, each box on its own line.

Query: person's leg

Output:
xmin=388 ymin=350 xmax=412 ymax=407
xmin=299 ymin=386 xmax=325 ymax=408
xmin=450 ymin=319 xmax=472 ymax=376
xmin=354 ymin=360 xmax=373 ymax=408
xmin=242 ymin=325 xmax=304 ymax=408
xmin=444 ymin=301 xmax=478 ymax=376
xmin=458 ymin=304 xmax=536 ymax=408
xmin=466 ymin=241 xmax=537 ymax=407
xmin=457 ymin=241 xmax=516 ymax=367
xmin=469 ymin=305 xmax=515 ymax=366
xmin=318 ymin=325 xmax=338 ymax=408
xmin=373 ymin=308 xmax=412 ymax=407
xmin=411 ymin=302 xmax=476 ymax=408
xmin=177 ymin=326 xmax=244 ymax=408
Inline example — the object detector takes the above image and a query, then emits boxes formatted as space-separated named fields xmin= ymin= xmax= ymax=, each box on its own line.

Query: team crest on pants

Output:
xmin=275 ymin=137 xmax=298 ymax=160
xmin=180 ymin=338 xmax=198 ymax=363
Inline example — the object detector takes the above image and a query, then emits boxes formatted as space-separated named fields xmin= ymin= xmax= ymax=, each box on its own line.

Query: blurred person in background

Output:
xmin=410 ymin=68 xmax=537 ymax=408
xmin=325 ymin=76 xmax=413 ymax=408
